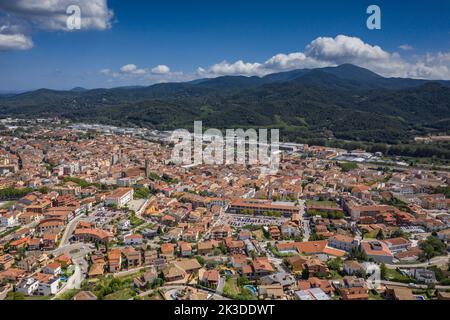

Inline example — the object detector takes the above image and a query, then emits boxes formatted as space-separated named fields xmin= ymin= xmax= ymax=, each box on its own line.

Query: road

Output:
xmin=53 ymin=256 xmax=88 ymax=299
xmin=386 ymin=255 xmax=449 ymax=269
xmin=381 ymin=280 xmax=450 ymax=291
xmin=58 ymin=214 xmax=86 ymax=248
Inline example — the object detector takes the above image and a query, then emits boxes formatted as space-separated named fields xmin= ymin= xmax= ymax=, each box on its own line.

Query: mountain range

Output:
xmin=0 ymin=64 xmax=449 ymax=154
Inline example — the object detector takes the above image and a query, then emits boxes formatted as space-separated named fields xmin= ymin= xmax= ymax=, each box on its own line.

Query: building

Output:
xmin=334 ymin=276 xmax=369 ymax=300
xmin=73 ymin=228 xmax=113 ymax=244
xmin=124 ymin=234 xmax=143 ymax=246
xmin=108 ymin=249 xmax=122 ymax=273
xmin=229 ymin=199 xmax=301 ymax=217
xmin=0 ymin=254 xmax=14 ymax=271
xmin=105 ymin=187 xmax=134 ymax=208
xmin=360 ymin=240 xmax=394 ymax=264
xmin=328 ymin=234 xmax=359 ymax=252
xmin=382 ymin=237 xmax=411 ymax=253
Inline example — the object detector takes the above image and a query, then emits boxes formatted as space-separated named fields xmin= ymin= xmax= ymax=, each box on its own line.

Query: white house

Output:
xmin=105 ymin=188 xmax=134 ymax=208
xmin=42 ymin=262 xmax=62 ymax=277
xmin=0 ymin=213 xmax=16 ymax=227
xmin=124 ymin=234 xmax=143 ymax=246
xmin=16 ymin=278 xmax=39 ymax=295
xmin=37 ymin=277 xmax=60 ymax=296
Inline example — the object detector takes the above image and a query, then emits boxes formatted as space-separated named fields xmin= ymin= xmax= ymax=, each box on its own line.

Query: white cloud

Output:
xmin=0 ymin=0 xmax=113 ymax=31
xmin=100 ymin=64 xmax=189 ymax=85
xmin=151 ymin=65 xmax=170 ymax=75
xmin=399 ymin=44 xmax=413 ymax=51
xmin=197 ymin=35 xmax=450 ymax=80
xmin=0 ymin=23 xmax=33 ymax=51
xmin=0 ymin=0 xmax=113 ymax=52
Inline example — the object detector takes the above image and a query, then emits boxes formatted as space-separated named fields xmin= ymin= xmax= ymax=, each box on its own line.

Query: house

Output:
xmin=268 ymin=226 xmax=281 ymax=240
xmin=54 ymin=254 xmax=73 ymax=268
xmin=161 ymin=243 xmax=175 ymax=259
xmin=328 ymin=234 xmax=359 ymax=252
xmin=280 ymin=222 xmax=301 ymax=238
xmin=200 ymin=269 xmax=220 ymax=288
xmin=197 ymin=241 xmax=215 ymax=255
xmin=210 ymin=225 xmax=232 ymax=240
xmin=286 ymin=255 xmax=309 ymax=273
xmin=162 ymin=263 xmax=186 ymax=282
xmin=16 ymin=277 xmax=40 ymax=295
xmin=122 ymin=247 xmax=142 ymax=268
xmin=385 ymin=285 xmax=415 ymax=300
xmin=252 ymin=257 xmax=274 ymax=278
xmin=231 ymin=254 xmax=248 ymax=268
xmin=72 ymin=291 xmax=98 ymax=300
xmin=360 ymin=240 xmax=394 ymax=264
xmin=258 ymin=284 xmax=285 ymax=300
xmin=36 ymin=273 xmax=60 ymax=295
xmin=144 ymin=250 xmax=158 ymax=266
xmin=343 ymin=260 xmax=364 ymax=276
xmin=179 ymin=242 xmax=192 ymax=257
xmin=42 ymin=262 xmax=62 ymax=277
xmin=124 ymin=234 xmax=143 ymax=246
xmin=133 ymin=268 xmax=158 ymax=290
xmin=297 ymin=277 xmax=334 ymax=295
xmin=303 ymin=257 xmax=330 ymax=277
xmin=411 ymin=269 xmax=437 ymax=284
xmin=108 ymin=248 xmax=122 ymax=272
xmin=295 ymin=288 xmax=331 ymax=300
xmin=0 ymin=254 xmax=14 ymax=271
xmin=0 ymin=213 xmax=16 ymax=227
xmin=173 ymin=259 xmax=202 ymax=274
xmin=88 ymin=263 xmax=105 ymax=278
xmin=382 ymin=237 xmax=411 ymax=253
xmin=260 ymin=272 xmax=296 ymax=290
xmin=27 ymin=238 xmax=42 ymax=251
xmin=333 ymin=276 xmax=369 ymax=300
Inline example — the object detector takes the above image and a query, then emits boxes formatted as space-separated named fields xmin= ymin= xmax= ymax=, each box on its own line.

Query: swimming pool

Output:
xmin=244 ymin=285 xmax=257 ymax=295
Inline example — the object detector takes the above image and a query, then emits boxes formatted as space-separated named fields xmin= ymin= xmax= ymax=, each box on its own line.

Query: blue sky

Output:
xmin=0 ymin=0 xmax=449 ymax=91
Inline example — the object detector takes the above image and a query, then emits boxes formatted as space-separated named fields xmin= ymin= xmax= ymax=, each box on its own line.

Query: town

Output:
xmin=0 ymin=119 xmax=449 ymax=301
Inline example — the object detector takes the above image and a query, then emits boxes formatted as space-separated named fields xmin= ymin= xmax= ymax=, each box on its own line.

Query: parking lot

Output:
xmin=222 ymin=213 xmax=288 ymax=227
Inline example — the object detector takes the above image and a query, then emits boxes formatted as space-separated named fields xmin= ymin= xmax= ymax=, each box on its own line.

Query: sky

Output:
xmin=0 ymin=0 xmax=450 ymax=91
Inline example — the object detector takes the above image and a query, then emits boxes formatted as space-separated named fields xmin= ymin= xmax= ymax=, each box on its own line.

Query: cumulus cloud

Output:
xmin=197 ymin=35 xmax=450 ymax=80
xmin=100 ymin=64 xmax=187 ymax=85
xmin=0 ymin=23 xmax=33 ymax=51
xmin=151 ymin=65 xmax=171 ymax=75
xmin=0 ymin=0 xmax=113 ymax=51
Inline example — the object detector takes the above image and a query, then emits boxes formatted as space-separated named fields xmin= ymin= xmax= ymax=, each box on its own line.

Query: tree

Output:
xmin=376 ymin=229 xmax=385 ymax=240
xmin=380 ymin=263 xmax=387 ymax=280
xmin=327 ymin=257 xmax=342 ymax=271
xmin=301 ymin=269 xmax=310 ymax=280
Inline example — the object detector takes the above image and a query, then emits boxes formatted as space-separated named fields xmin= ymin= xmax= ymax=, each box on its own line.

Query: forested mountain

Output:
xmin=1 ymin=64 xmax=449 ymax=155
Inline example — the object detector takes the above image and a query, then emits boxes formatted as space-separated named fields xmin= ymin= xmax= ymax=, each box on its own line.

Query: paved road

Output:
xmin=58 ymin=214 xmax=86 ymax=249
xmin=386 ymin=255 xmax=449 ymax=269
xmin=381 ymin=280 xmax=450 ymax=291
